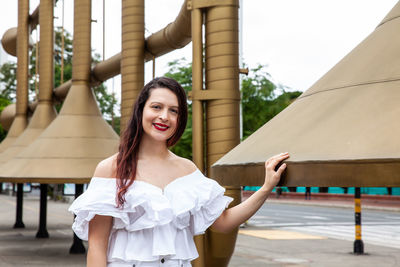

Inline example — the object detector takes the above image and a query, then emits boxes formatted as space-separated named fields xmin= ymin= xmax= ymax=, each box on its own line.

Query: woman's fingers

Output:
xmin=263 ymin=153 xmax=289 ymax=190
xmin=265 ymin=152 xmax=289 ymax=170
xmin=275 ymin=163 xmax=287 ymax=176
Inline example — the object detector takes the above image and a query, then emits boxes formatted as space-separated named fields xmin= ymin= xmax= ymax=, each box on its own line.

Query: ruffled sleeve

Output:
xmin=68 ymin=177 xmax=175 ymax=241
xmin=165 ymin=170 xmax=234 ymax=235
xmin=69 ymin=178 xmax=128 ymax=240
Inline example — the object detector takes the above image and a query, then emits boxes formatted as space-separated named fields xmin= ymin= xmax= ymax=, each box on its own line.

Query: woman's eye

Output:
xmin=171 ymin=109 xmax=178 ymax=114
xmin=152 ymin=105 xmax=161 ymax=109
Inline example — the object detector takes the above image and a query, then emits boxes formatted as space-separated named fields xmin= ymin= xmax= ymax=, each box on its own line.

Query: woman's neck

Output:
xmin=138 ymin=134 xmax=171 ymax=160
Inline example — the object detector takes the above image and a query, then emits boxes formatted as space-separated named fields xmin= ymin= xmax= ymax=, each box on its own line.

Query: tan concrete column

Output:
xmin=120 ymin=0 xmax=145 ymax=132
xmin=31 ymin=0 xmax=57 ymax=129
xmin=38 ymin=0 xmax=54 ymax=104
xmin=0 ymin=0 xmax=29 ymax=152
xmin=71 ymin=0 xmax=91 ymax=85
xmin=205 ymin=4 xmax=240 ymax=172
xmin=16 ymin=0 xmax=30 ymax=119
xmin=204 ymin=3 xmax=241 ymax=267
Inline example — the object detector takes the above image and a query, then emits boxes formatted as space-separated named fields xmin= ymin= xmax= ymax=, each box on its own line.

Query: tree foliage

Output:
xmin=241 ymin=64 xmax=301 ymax=139
xmin=164 ymin=58 xmax=193 ymax=159
xmin=0 ymin=61 xmax=17 ymax=100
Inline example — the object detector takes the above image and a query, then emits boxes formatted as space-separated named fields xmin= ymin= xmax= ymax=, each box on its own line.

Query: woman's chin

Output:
xmin=145 ymin=133 xmax=171 ymax=143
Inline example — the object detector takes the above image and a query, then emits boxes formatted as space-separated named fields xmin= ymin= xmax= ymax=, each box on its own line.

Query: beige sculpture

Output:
xmin=211 ymin=1 xmax=400 ymax=188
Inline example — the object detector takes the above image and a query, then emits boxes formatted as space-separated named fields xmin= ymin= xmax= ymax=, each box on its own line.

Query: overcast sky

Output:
xmin=0 ymin=0 xmax=398 ymax=101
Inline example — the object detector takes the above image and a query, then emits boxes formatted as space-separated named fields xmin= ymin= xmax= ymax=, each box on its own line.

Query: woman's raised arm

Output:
xmin=211 ymin=152 xmax=289 ymax=233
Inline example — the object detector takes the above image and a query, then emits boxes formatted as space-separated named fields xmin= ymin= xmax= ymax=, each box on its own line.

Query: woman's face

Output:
xmin=142 ymin=87 xmax=179 ymax=143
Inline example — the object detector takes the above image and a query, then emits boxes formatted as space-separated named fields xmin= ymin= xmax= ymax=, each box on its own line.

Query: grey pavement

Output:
xmin=0 ymin=192 xmax=399 ymax=267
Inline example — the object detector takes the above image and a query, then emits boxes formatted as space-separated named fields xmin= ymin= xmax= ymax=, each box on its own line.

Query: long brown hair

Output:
xmin=115 ymin=77 xmax=188 ymax=207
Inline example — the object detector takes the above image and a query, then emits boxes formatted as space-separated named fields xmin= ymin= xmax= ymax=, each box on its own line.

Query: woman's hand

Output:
xmin=262 ymin=152 xmax=289 ymax=191
xmin=211 ymin=152 xmax=290 ymax=233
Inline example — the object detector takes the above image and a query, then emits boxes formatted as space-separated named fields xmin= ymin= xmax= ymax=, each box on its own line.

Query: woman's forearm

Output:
xmin=211 ymin=185 xmax=273 ymax=233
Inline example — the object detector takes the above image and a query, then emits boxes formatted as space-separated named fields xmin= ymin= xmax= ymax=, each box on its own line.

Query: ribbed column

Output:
xmin=120 ymin=0 xmax=145 ymax=131
xmin=205 ymin=5 xmax=240 ymax=173
xmin=38 ymin=0 xmax=54 ymax=103
xmin=16 ymin=0 xmax=29 ymax=117
xmin=204 ymin=4 xmax=240 ymax=267
xmin=72 ymin=0 xmax=91 ymax=84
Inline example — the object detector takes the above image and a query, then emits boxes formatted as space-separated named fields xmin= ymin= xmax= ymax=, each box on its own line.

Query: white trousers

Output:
xmin=108 ymin=259 xmax=191 ymax=267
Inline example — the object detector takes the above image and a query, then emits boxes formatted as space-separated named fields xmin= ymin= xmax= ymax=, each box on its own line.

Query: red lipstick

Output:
xmin=153 ymin=123 xmax=169 ymax=131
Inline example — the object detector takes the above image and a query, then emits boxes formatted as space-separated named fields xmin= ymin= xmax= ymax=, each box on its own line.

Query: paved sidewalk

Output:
xmin=0 ymin=192 xmax=399 ymax=267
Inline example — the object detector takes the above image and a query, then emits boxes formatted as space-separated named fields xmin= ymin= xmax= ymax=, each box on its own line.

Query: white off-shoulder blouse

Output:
xmin=68 ymin=169 xmax=233 ymax=266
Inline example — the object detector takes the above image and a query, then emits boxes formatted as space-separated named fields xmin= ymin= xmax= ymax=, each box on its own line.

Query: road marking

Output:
xmin=239 ymin=229 xmax=326 ymax=240
xmin=283 ymin=224 xmax=400 ymax=249
xmin=302 ymin=215 xmax=329 ymax=220
xmin=247 ymin=221 xmax=400 ymax=227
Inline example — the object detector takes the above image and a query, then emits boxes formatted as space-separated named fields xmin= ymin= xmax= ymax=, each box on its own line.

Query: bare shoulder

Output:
xmin=170 ymin=152 xmax=198 ymax=174
xmin=93 ymin=153 xmax=118 ymax=178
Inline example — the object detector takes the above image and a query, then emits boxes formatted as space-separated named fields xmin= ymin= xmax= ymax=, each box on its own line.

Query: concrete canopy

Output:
xmin=211 ymin=2 xmax=400 ymax=187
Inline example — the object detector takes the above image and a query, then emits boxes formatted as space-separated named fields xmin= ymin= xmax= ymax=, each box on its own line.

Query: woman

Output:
xmin=69 ymin=77 xmax=289 ymax=267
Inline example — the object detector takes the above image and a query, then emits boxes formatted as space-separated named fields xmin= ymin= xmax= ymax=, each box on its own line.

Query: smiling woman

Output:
xmin=68 ymin=76 xmax=289 ymax=267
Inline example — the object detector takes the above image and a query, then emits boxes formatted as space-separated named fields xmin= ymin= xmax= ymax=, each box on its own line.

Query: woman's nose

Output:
xmin=159 ymin=109 xmax=168 ymax=121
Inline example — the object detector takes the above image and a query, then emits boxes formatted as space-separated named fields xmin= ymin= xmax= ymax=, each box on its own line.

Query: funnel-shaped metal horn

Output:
xmin=211 ymin=2 xmax=400 ymax=188
xmin=0 ymin=0 xmax=30 ymax=153
xmin=0 ymin=0 xmax=119 ymax=183
xmin=0 ymin=0 xmax=57 ymax=166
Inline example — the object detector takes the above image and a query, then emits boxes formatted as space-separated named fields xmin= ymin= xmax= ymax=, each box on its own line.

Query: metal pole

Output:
xmin=14 ymin=183 xmax=25 ymax=228
xmin=36 ymin=184 xmax=49 ymax=238
xmin=152 ymin=56 xmax=155 ymax=79
xmin=35 ymin=31 xmax=39 ymax=97
xmin=61 ymin=0 xmax=65 ymax=84
xmin=191 ymin=7 xmax=205 ymax=267
xmin=103 ymin=0 xmax=105 ymax=61
xmin=69 ymin=184 xmax=86 ymax=254
xmin=191 ymin=7 xmax=204 ymax=172
xmin=353 ymin=187 xmax=364 ymax=254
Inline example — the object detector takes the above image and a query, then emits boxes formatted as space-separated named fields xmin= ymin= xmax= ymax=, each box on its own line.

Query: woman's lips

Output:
xmin=153 ymin=123 xmax=169 ymax=131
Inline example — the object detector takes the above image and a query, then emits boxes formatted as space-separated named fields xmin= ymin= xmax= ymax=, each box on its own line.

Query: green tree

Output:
xmin=241 ymin=64 xmax=301 ymax=139
xmin=0 ymin=61 xmax=17 ymax=142
xmin=0 ymin=61 xmax=17 ymax=100
xmin=164 ymin=58 xmax=193 ymax=159
xmin=0 ymin=96 xmax=11 ymax=142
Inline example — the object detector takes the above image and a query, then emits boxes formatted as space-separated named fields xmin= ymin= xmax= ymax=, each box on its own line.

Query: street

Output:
xmin=244 ymin=202 xmax=400 ymax=249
